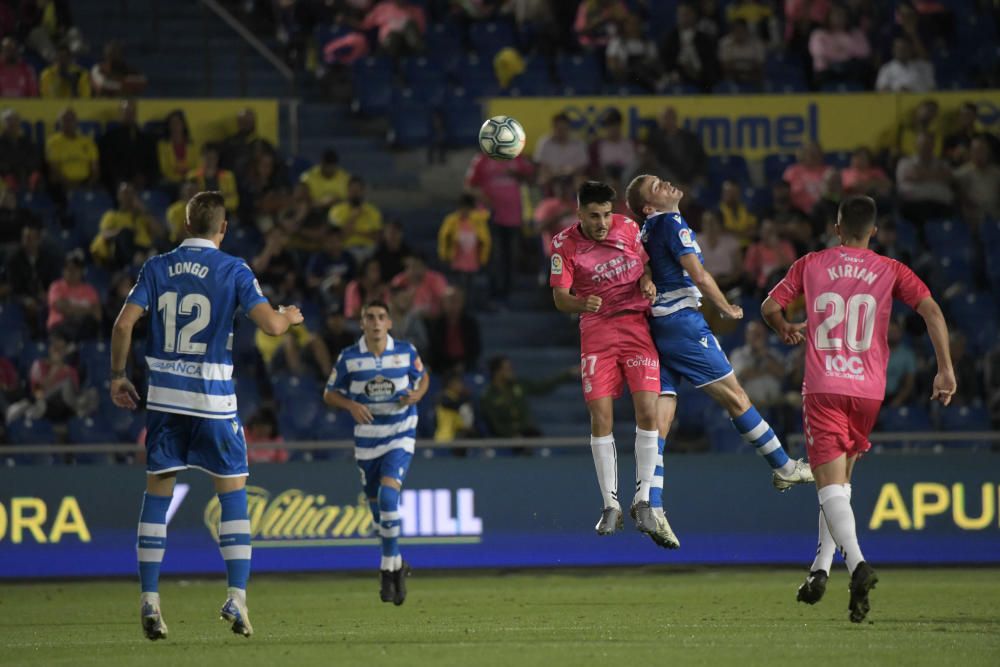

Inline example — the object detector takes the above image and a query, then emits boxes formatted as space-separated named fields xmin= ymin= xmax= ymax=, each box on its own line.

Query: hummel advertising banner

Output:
xmin=1 ymin=453 xmax=998 ymax=578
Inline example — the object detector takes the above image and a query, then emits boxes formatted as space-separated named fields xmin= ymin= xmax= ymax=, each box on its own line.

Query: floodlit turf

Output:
xmin=1 ymin=569 xmax=998 ymax=667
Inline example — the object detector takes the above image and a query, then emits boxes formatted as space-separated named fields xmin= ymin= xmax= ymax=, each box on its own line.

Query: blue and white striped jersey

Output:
xmin=126 ymin=237 xmax=268 ymax=419
xmin=326 ymin=334 xmax=425 ymax=460
xmin=641 ymin=211 xmax=704 ymax=319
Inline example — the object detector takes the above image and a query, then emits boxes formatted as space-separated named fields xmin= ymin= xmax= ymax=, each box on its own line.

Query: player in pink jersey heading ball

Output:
xmin=762 ymin=195 xmax=956 ymax=623
xmin=550 ymin=181 xmax=678 ymax=548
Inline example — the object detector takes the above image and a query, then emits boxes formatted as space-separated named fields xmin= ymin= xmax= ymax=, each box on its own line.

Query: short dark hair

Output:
xmin=600 ymin=108 xmax=623 ymax=126
xmin=625 ymin=174 xmax=652 ymax=220
xmin=361 ymin=299 xmax=390 ymax=317
xmin=186 ymin=191 xmax=226 ymax=236
xmin=458 ymin=193 xmax=476 ymax=208
xmin=322 ymin=148 xmax=339 ymax=164
xmin=577 ymin=180 xmax=617 ymax=208
xmin=552 ymin=112 xmax=570 ymax=125
xmin=837 ymin=196 xmax=877 ymax=238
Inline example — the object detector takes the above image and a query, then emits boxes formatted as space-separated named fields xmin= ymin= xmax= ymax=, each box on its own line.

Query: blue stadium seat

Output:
xmin=924 ymin=219 xmax=972 ymax=252
xmin=68 ymin=189 xmax=113 ymax=233
xmin=18 ymin=191 xmax=57 ymax=222
xmin=7 ymin=417 xmax=57 ymax=445
xmin=312 ymin=410 xmax=353 ymax=441
xmin=389 ymin=95 xmax=433 ymax=147
xmin=0 ymin=323 xmax=24 ymax=361
xmin=946 ymin=291 xmax=996 ymax=324
xmin=709 ymin=155 xmax=750 ymax=187
xmin=78 ymin=340 xmax=110 ymax=387
xmin=0 ymin=301 xmax=26 ymax=331
xmin=712 ymin=81 xmax=762 ymax=95
xmin=703 ymin=406 xmax=746 ymax=452
xmin=820 ymin=81 xmax=865 ymax=93
xmin=743 ymin=186 xmax=771 ymax=215
xmin=893 ymin=217 xmax=920 ymax=254
xmin=878 ymin=405 xmax=932 ymax=432
xmin=278 ymin=393 xmax=323 ymax=441
xmin=285 ymin=155 xmax=312 ymax=182
xmin=933 ymin=255 xmax=974 ymax=291
xmin=825 ymin=151 xmax=851 ymax=168
xmin=764 ymin=153 xmax=796 ymax=183
xmin=272 ymin=373 xmax=321 ymax=403
xmin=939 ymin=404 xmax=991 ymax=432
xmin=443 ymin=96 xmax=484 ymax=147
xmin=140 ymin=189 xmax=171 ymax=221
xmin=19 ymin=340 xmax=47 ymax=375
xmin=67 ymin=415 xmax=117 ymax=444
xmin=425 ymin=20 xmax=462 ymax=57
xmin=556 ymin=53 xmax=602 ymax=90
xmin=351 ymin=57 xmax=395 ymax=115
xmin=84 ymin=264 xmax=111 ymax=296
xmin=220 ymin=225 xmax=262 ymax=261
xmin=468 ymin=20 xmax=517 ymax=58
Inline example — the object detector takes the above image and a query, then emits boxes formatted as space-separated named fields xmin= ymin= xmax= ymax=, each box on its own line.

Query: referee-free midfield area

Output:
xmin=1 ymin=568 xmax=997 ymax=667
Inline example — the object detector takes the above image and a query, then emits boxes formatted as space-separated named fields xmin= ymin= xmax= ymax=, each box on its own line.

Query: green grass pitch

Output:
xmin=2 ymin=568 xmax=998 ymax=666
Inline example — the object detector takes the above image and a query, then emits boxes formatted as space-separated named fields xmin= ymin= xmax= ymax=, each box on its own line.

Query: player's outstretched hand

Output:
xmin=110 ymin=377 xmax=140 ymax=410
xmin=583 ymin=295 xmax=602 ymax=313
xmin=722 ymin=304 xmax=743 ymax=320
xmin=780 ymin=322 xmax=807 ymax=345
xmin=349 ymin=401 xmax=375 ymax=424
xmin=400 ymin=389 xmax=421 ymax=406
xmin=278 ymin=305 xmax=304 ymax=325
xmin=930 ymin=368 xmax=957 ymax=406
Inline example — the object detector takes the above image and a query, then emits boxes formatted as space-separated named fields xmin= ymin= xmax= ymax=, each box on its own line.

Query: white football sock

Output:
xmin=818 ymin=484 xmax=864 ymax=574
xmin=810 ymin=484 xmax=850 ymax=573
xmin=633 ymin=427 xmax=659 ymax=505
xmin=590 ymin=434 xmax=619 ymax=510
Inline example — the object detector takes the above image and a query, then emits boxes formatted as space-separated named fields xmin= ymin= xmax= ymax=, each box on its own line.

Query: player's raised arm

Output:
xmin=915 ymin=297 xmax=956 ymax=405
xmin=678 ymin=254 xmax=742 ymax=320
xmin=248 ymin=302 xmax=304 ymax=337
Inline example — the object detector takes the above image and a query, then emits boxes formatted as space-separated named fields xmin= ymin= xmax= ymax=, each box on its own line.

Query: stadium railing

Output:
xmin=2 ymin=431 xmax=998 ymax=460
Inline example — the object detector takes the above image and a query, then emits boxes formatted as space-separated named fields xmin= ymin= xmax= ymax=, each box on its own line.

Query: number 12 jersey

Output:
xmin=126 ymin=237 xmax=268 ymax=419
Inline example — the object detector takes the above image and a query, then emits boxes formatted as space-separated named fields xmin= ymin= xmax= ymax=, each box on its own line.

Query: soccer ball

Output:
xmin=478 ymin=115 xmax=526 ymax=160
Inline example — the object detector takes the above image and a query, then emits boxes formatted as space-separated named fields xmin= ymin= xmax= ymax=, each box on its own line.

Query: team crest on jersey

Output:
xmin=551 ymin=253 xmax=563 ymax=275
xmin=679 ymin=228 xmax=694 ymax=248
xmin=364 ymin=375 xmax=395 ymax=400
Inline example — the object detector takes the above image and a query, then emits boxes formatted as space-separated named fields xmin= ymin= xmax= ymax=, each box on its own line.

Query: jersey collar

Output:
xmin=180 ymin=238 xmax=217 ymax=249
xmin=359 ymin=334 xmax=395 ymax=354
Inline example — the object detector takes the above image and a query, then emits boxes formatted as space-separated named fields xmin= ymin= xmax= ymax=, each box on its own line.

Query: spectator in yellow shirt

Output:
xmin=254 ymin=320 xmax=332 ymax=381
xmin=45 ymin=107 xmax=99 ymax=188
xmin=157 ymin=109 xmax=198 ymax=184
xmin=39 ymin=43 xmax=91 ymax=98
xmin=89 ymin=182 xmax=162 ymax=268
xmin=187 ymin=143 xmax=238 ymax=212
xmin=166 ymin=180 xmax=198 ymax=244
xmin=328 ymin=176 xmax=383 ymax=261
xmin=718 ymin=179 xmax=758 ymax=246
xmin=438 ymin=193 xmax=491 ymax=292
xmin=300 ymin=148 xmax=350 ymax=211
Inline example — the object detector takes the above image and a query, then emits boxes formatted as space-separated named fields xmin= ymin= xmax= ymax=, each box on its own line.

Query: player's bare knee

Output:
xmin=214 ymin=475 xmax=247 ymax=494
xmin=380 ymin=476 xmax=402 ymax=490
xmin=634 ymin=399 xmax=658 ymax=431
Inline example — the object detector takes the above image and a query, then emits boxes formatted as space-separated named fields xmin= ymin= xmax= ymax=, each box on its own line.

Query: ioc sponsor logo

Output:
xmin=825 ymin=354 xmax=863 ymax=374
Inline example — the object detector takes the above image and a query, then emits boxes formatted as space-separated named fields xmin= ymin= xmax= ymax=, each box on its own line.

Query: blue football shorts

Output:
xmin=649 ymin=308 xmax=734 ymax=395
xmin=145 ymin=410 xmax=249 ymax=477
xmin=356 ymin=448 xmax=413 ymax=498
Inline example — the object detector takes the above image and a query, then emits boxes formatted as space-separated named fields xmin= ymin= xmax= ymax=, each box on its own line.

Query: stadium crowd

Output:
xmin=1 ymin=0 xmax=999 ymax=459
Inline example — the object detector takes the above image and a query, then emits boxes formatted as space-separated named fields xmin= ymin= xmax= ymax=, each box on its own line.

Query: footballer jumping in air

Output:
xmin=110 ymin=191 xmax=305 ymax=640
xmin=762 ymin=195 xmax=956 ymax=623
xmin=323 ymin=300 xmax=428 ymax=605
xmin=549 ymin=180 xmax=678 ymax=549
xmin=625 ymin=175 xmax=814 ymax=500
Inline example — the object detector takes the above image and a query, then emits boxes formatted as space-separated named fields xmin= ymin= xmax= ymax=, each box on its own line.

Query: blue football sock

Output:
xmin=378 ymin=485 xmax=401 ymax=570
xmin=137 ymin=492 xmax=171 ymax=594
xmin=649 ymin=436 xmax=666 ymax=509
xmin=731 ymin=406 xmax=790 ymax=470
xmin=217 ymin=489 xmax=252 ymax=591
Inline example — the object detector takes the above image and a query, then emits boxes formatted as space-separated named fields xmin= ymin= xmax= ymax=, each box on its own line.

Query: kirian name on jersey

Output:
xmin=826 ymin=264 xmax=878 ymax=285
xmin=167 ymin=261 xmax=210 ymax=278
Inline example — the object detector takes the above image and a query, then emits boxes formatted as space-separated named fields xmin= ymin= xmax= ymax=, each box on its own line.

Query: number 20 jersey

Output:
xmin=768 ymin=246 xmax=930 ymax=401
xmin=126 ymin=237 xmax=268 ymax=419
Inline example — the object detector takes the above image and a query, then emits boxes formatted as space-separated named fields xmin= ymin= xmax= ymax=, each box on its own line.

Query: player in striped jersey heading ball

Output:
xmin=110 ymin=191 xmax=304 ymax=641
xmin=323 ymin=299 xmax=428 ymax=605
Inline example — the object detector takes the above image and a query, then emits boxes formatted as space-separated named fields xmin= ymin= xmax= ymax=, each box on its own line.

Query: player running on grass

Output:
xmin=762 ymin=195 xmax=955 ymax=623
xmin=549 ymin=180 xmax=678 ymax=549
xmin=110 ymin=191 xmax=304 ymax=640
xmin=323 ymin=299 xmax=428 ymax=605
xmin=624 ymin=175 xmax=814 ymax=504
